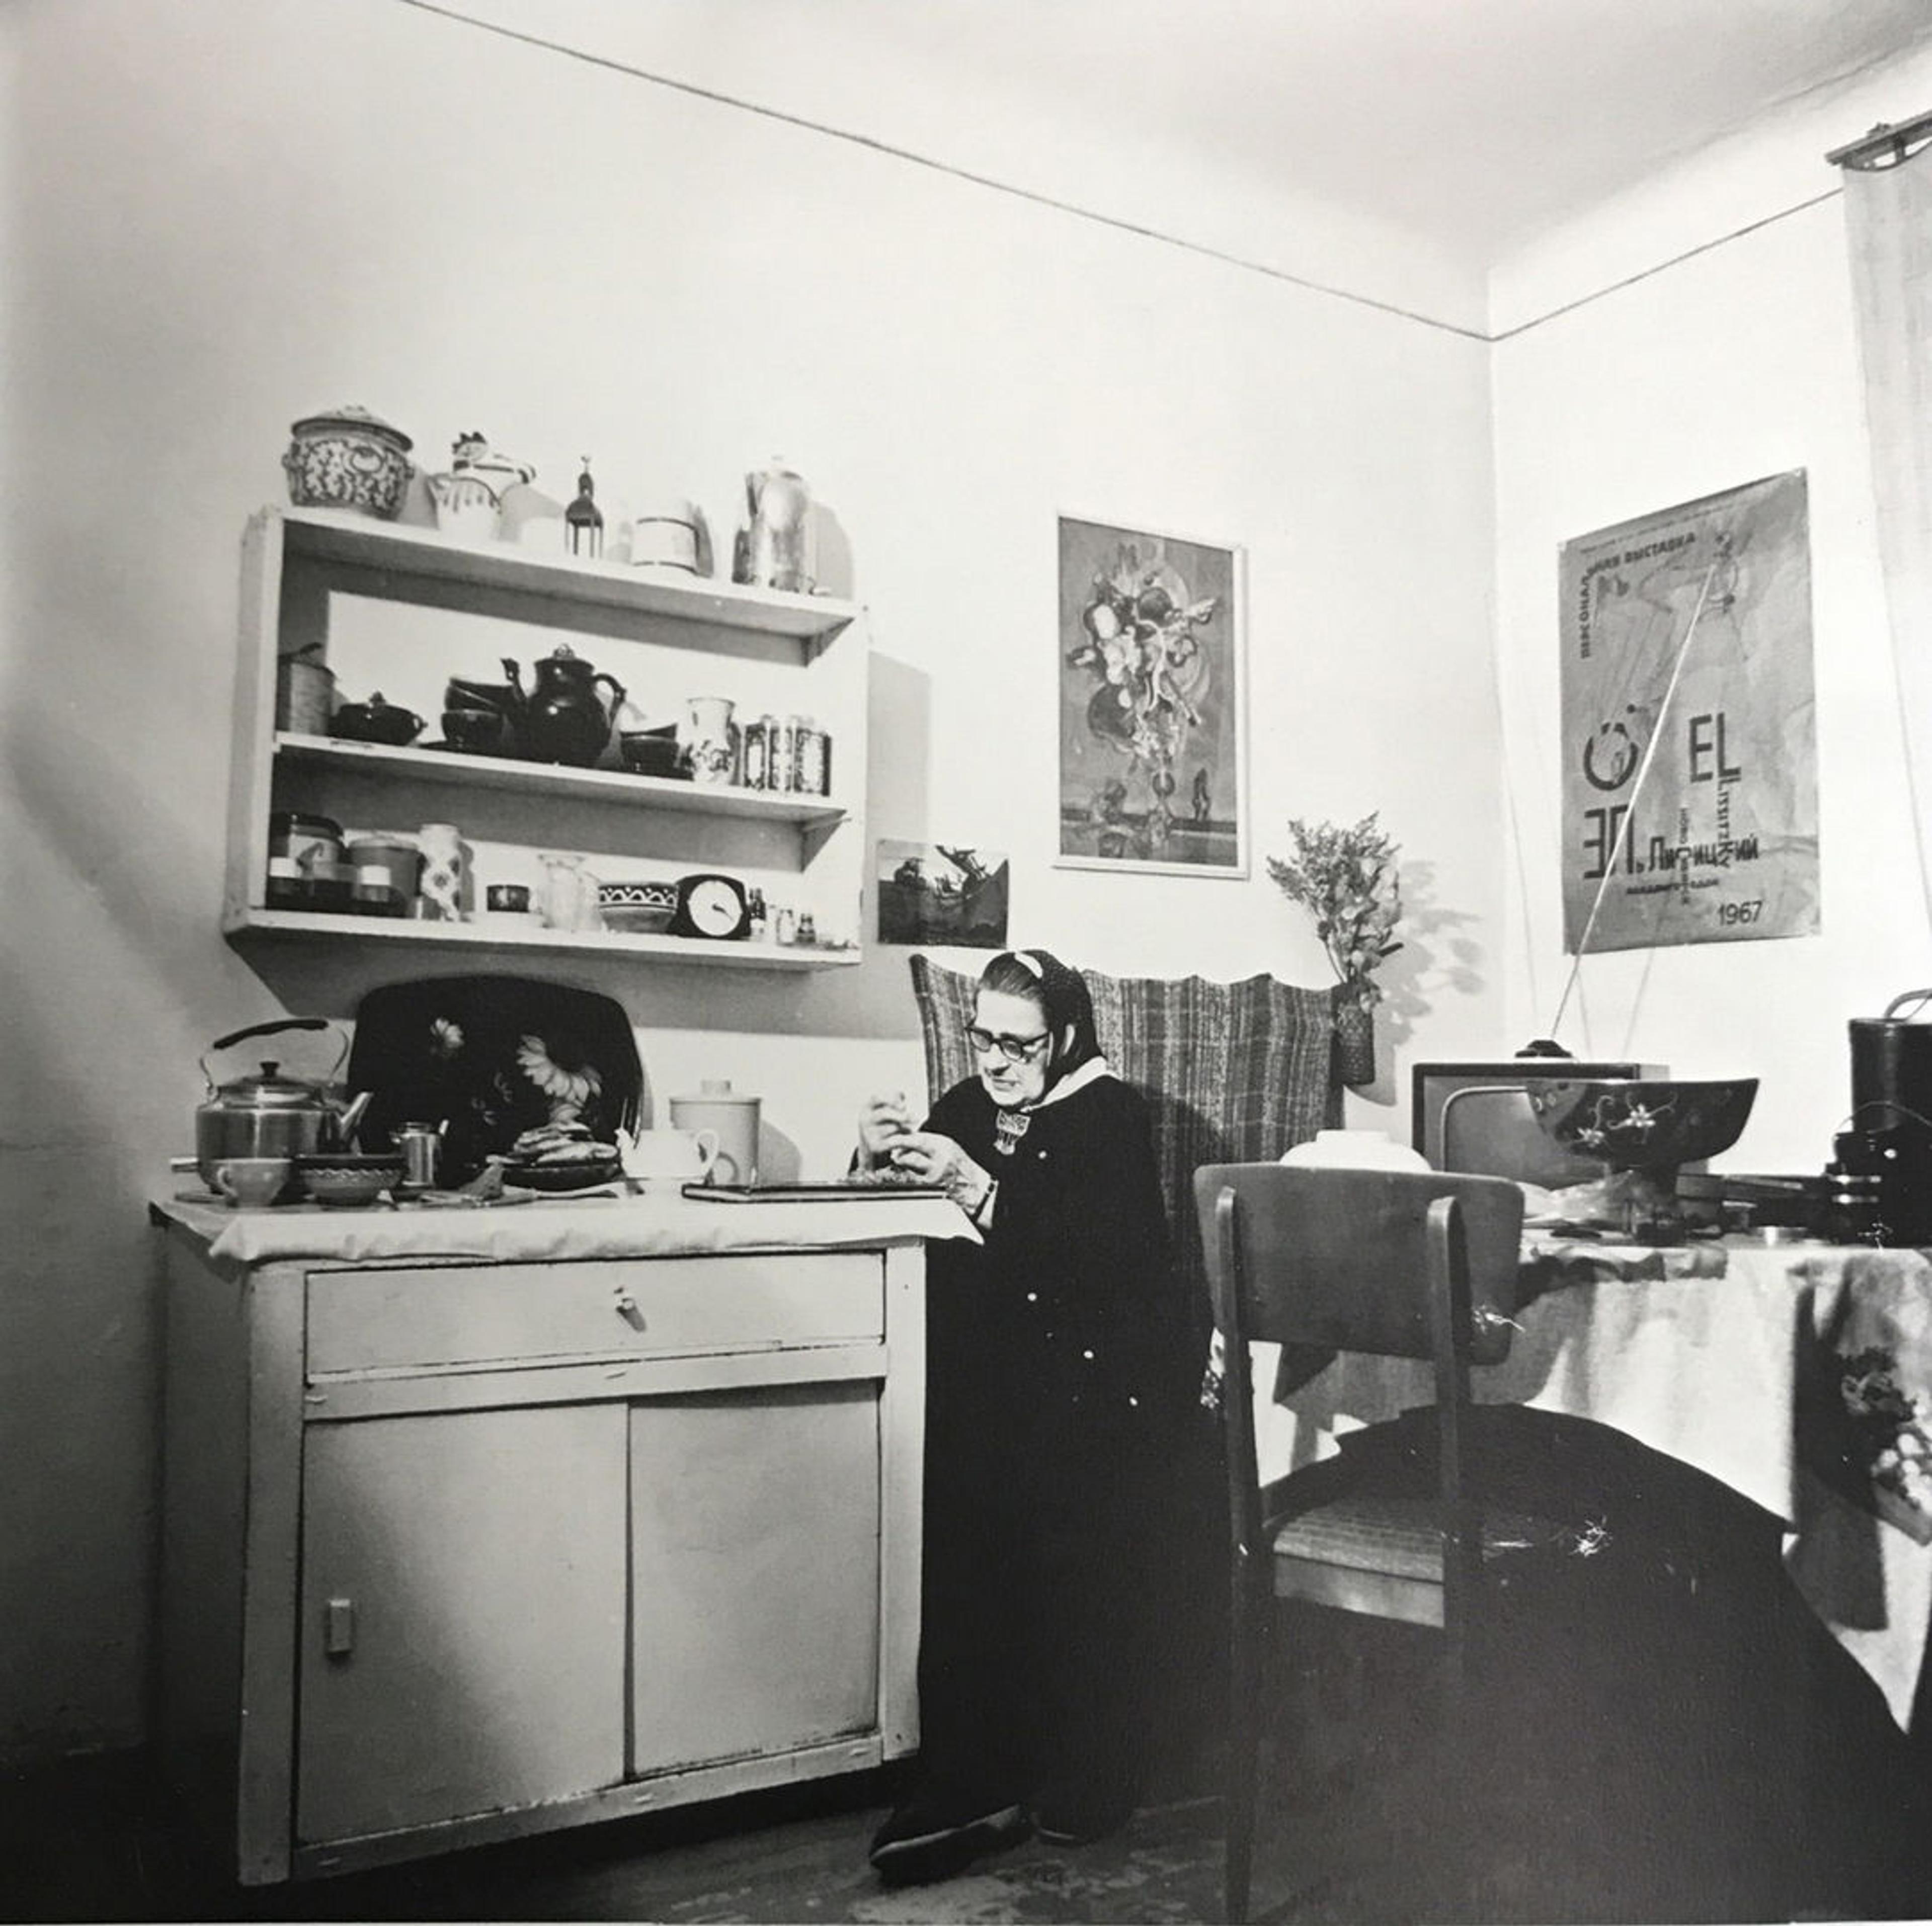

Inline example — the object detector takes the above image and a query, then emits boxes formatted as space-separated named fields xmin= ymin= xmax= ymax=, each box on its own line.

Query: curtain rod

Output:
xmin=1827 ymin=109 xmax=1932 ymax=170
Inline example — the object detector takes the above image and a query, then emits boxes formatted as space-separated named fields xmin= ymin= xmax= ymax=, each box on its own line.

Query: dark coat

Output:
xmin=922 ymin=1071 xmax=1192 ymax=1472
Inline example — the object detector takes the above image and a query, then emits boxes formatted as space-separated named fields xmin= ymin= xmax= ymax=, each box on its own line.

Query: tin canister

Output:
xmin=765 ymin=715 xmax=795 ymax=792
xmin=397 ymin=1122 xmax=442 ymax=1189
xmin=791 ymin=717 xmax=828 ymax=796
xmin=741 ymin=716 xmax=769 ymax=790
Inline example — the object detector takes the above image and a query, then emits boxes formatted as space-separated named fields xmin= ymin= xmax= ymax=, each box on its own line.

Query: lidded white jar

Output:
xmin=1280 ymin=1129 xmax=1429 ymax=1171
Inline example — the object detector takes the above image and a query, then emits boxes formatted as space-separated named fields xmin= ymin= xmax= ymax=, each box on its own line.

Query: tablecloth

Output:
xmin=1237 ymin=1234 xmax=1932 ymax=1729
xmin=153 ymin=1191 xmax=977 ymax=1268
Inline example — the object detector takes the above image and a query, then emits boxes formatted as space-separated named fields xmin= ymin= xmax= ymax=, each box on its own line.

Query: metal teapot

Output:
xmin=194 ymin=1017 xmax=370 ymax=1187
xmin=503 ymin=645 xmax=627 ymax=767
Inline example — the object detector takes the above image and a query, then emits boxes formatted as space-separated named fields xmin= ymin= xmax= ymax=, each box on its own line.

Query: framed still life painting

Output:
xmin=1056 ymin=515 xmax=1247 ymax=877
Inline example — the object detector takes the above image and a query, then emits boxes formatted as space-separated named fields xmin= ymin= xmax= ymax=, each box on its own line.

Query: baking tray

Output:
xmin=347 ymin=975 xmax=642 ymax=1184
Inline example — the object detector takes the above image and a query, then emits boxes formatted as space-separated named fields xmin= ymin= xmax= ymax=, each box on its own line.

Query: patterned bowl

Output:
xmin=294 ymin=1152 xmax=406 ymax=1206
xmin=1525 ymin=1079 xmax=1758 ymax=1171
xmin=597 ymin=879 xmax=677 ymax=936
xmin=283 ymin=405 xmax=414 ymax=520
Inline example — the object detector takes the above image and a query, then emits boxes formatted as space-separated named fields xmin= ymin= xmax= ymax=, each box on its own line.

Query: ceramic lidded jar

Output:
xmin=283 ymin=404 xmax=414 ymax=520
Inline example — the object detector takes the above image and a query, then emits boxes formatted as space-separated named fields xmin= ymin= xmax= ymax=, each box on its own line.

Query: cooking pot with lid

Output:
xmin=195 ymin=1017 xmax=369 ymax=1188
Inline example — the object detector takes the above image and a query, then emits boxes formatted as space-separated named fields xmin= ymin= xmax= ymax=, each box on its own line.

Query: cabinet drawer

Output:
xmin=306 ymin=1254 xmax=884 ymax=1376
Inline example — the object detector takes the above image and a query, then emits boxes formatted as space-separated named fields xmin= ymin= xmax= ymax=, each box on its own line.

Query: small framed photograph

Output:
xmin=1055 ymin=515 xmax=1247 ymax=877
xmin=876 ymin=840 xmax=1011 ymax=948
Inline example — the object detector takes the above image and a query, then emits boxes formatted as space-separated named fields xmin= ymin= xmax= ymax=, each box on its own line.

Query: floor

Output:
xmin=8 ymin=1615 xmax=1930 ymax=1925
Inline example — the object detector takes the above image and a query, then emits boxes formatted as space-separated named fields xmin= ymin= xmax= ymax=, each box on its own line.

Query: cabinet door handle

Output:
xmin=324 ymin=1597 xmax=356 ymax=1658
xmin=613 ymin=1292 xmax=646 ymax=1331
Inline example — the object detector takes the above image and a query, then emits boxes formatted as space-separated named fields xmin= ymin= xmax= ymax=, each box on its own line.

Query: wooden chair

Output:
xmin=1192 ymin=1164 xmax=1542 ymax=1924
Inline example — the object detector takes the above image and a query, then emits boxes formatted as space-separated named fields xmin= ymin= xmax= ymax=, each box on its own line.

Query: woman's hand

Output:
xmin=884 ymin=1130 xmax=995 ymax=1217
xmin=856 ymin=1092 xmax=915 ymax=1167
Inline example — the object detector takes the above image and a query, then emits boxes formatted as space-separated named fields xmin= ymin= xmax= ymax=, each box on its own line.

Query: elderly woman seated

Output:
xmin=857 ymin=948 xmax=1198 ymax=1885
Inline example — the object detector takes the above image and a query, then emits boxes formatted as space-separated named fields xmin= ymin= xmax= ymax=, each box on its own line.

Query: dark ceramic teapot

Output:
xmin=505 ymin=646 xmax=627 ymax=767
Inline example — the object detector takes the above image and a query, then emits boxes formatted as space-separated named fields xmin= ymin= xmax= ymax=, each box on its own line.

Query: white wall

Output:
xmin=1491 ymin=47 xmax=1932 ymax=1171
xmin=1 ymin=0 xmax=1498 ymax=1760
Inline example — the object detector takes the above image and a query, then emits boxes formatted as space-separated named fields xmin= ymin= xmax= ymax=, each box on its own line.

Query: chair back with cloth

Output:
xmin=909 ymin=955 xmax=1343 ymax=1311
xmin=1192 ymin=1163 xmax=1528 ymax=1923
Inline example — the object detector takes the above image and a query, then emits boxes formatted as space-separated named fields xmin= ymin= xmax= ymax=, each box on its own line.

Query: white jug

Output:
xmin=621 ymin=1126 xmax=720 ymax=1189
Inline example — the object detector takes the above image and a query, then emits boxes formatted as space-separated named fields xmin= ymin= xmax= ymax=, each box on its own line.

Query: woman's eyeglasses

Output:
xmin=967 ymin=1025 xmax=1050 ymax=1064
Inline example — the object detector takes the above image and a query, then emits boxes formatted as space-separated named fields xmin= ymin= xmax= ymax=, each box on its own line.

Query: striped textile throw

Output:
xmin=907 ymin=954 xmax=1343 ymax=1310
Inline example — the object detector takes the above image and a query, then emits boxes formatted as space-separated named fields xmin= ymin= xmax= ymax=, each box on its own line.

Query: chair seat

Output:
xmin=1270 ymin=1491 xmax=1580 ymax=1581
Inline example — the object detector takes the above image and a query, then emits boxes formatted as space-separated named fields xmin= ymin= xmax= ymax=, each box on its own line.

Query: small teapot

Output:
xmin=620 ymin=1125 xmax=721 ymax=1189
xmin=426 ymin=433 xmax=537 ymax=541
xmin=506 ymin=646 xmax=627 ymax=767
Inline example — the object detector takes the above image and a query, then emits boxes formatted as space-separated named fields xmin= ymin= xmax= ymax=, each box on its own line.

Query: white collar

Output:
xmin=1029 ymin=1055 xmax=1113 ymax=1110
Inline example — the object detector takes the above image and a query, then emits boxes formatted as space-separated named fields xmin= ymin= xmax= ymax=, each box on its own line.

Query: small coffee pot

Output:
xmin=736 ymin=460 xmax=814 ymax=594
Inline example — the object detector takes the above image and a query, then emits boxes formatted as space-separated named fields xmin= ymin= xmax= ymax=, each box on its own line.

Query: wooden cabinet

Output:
xmin=223 ymin=507 xmax=868 ymax=969
xmin=155 ymin=1219 xmax=925 ymax=1884
xmin=296 ymin=1403 xmax=629 ymax=1844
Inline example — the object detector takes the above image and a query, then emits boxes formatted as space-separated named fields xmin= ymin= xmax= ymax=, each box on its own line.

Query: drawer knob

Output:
xmin=613 ymin=1292 xmax=646 ymax=1332
xmin=324 ymin=1596 xmax=356 ymax=1658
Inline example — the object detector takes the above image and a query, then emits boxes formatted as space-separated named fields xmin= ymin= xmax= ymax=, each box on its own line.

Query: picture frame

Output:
xmin=1055 ymin=514 xmax=1247 ymax=877
xmin=875 ymin=840 xmax=1011 ymax=949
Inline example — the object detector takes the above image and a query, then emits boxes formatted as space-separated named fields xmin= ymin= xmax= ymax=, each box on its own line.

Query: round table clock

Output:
xmin=670 ymin=872 xmax=751 ymax=941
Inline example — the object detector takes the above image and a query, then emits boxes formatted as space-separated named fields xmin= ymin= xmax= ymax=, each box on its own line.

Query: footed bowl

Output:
xmin=1525 ymin=1078 xmax=1758 ymax=1171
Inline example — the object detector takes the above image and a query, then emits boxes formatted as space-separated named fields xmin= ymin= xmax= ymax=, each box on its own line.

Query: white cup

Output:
xmin=622 ymin=1127 xmax=720 ymax=1188
xmin=212 ymin=1156 xmax=292 ymax=1208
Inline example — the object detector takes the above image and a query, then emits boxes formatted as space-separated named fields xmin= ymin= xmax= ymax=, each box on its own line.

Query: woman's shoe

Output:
xmin=868 ymin=1791 xmax=1030 ymax=1885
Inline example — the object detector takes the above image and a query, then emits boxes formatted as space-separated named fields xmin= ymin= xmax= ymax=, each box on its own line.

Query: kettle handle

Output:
xmin=201 ymin=1016 xmax=347 ymax=1088
xmin=1883 ymin=988 xmax=1932 ymax=1021
xmin=594 ymin=673 xmax=626 ymax=712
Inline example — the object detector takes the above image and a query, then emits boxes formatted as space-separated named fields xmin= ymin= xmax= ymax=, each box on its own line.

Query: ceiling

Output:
xmin=928 ymin=0 xmax=1932 ymax=254
xmin=439 ymin=0 xmax=1932 ymax=266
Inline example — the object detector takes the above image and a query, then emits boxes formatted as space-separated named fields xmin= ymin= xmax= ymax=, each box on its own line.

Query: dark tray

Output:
xmin=346 ymin=975 xmax=642 ymax=1184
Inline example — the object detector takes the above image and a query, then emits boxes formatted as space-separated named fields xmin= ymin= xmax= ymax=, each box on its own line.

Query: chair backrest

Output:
xmin=909 ymin=954 xmax=1344 ymax=1317
xmin=1192 ymin=1164 xmax=1524 ymax=1369
xmin=1439 ymin=1084 xmax=1602 ymax=1187
xmin=1194 ymin=1165 xmax=1526 ymax=1599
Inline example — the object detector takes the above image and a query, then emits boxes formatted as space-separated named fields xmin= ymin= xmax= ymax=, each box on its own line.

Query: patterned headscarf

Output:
xmin=979 ymin=948 xmax=1102 ymax=1092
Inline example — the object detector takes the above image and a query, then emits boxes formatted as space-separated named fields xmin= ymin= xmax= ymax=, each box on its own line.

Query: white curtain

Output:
xmin=1844 ymin=144 xmax=1932 ymax=928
